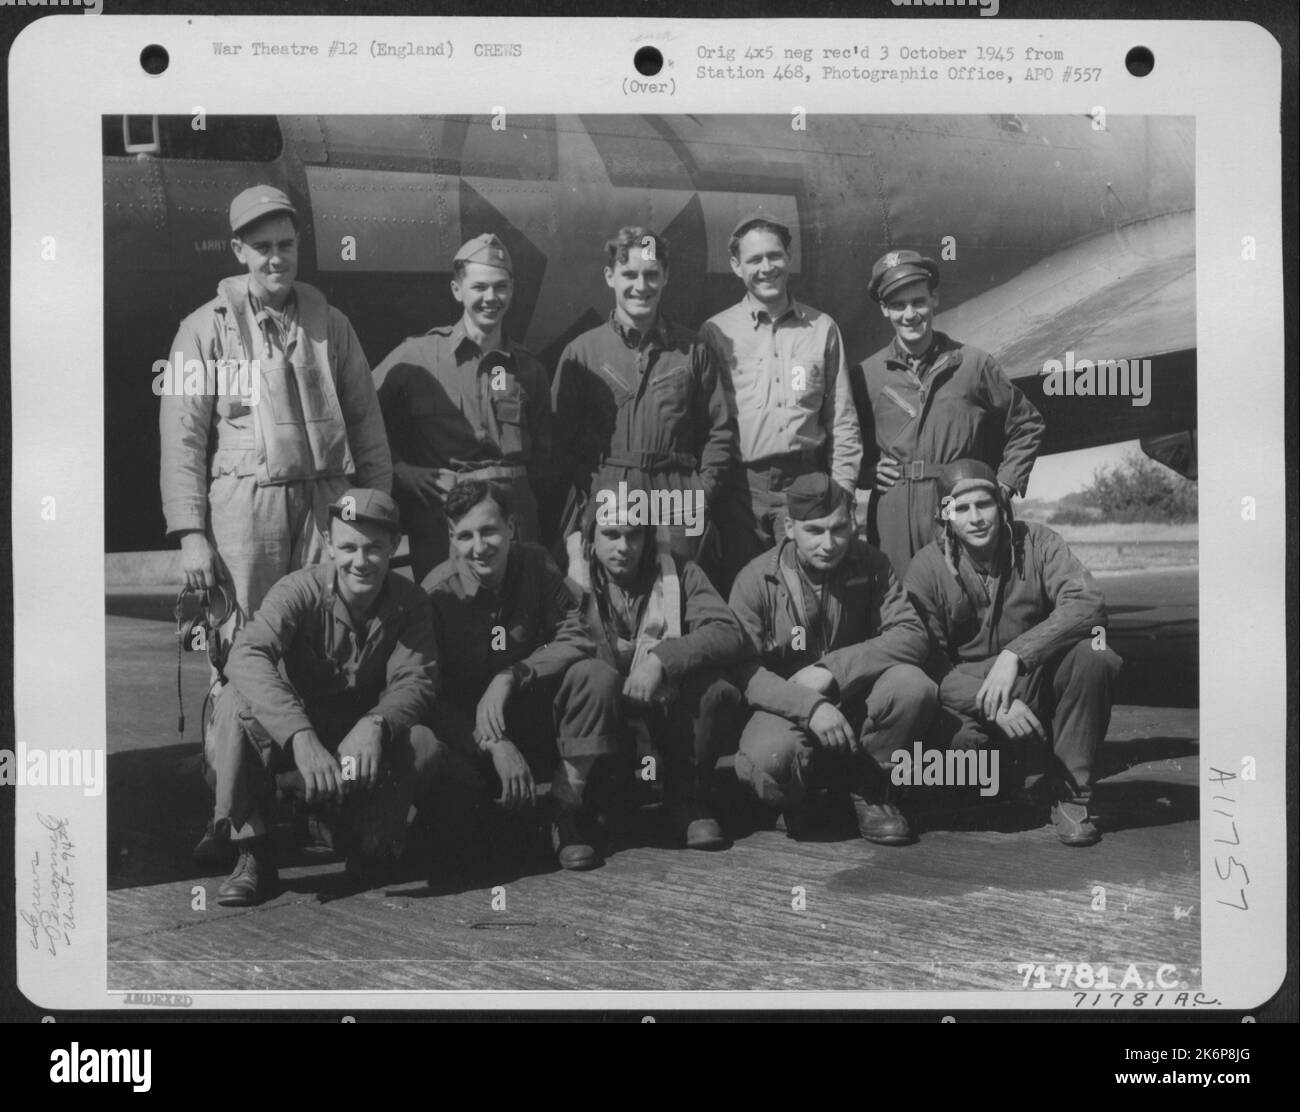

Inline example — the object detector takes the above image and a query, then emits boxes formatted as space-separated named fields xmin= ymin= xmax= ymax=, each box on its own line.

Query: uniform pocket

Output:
xmin=649 ymin=363 xmax=692 ymax=419
xmin=293 ymin=357 xmax=339 ymax=425
xmin=792 ymin=360 xmax=826 ymax=410
xmin=491 ymin=391 xmax=528 ymax=456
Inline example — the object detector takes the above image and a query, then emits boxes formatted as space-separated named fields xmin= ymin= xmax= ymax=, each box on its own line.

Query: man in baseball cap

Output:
xmin=228 ymin=185 xmax=296 ymax=235
xmin=850 ymin=249 xmax=1045 ymax=581
xmin=903 ymin=459 xmax=1123 ymax=847
xmin=372 ymin=231 xmax=553 ymax=580
xmin=701 ymin=210 xmax=862 ymax=593
xmin=728 ymin=471 xmax=937 ymax=847
xmin=161 ymin=180 xmax=392 ymax=644
xmin=202 ymin=484 xmax=454 ymax=905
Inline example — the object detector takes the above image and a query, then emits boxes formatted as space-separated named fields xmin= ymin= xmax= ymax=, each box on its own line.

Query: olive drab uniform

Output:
xmin=551 ymin=314 xmax=737 ymax=566
xmin=373 ymin=323 xmax=552 ymax=579
xmin=571 ymin=542 xmax=750 ymax=833
xmin=852 ymin=331 xmax=1045 ymax=578
xmin=904 ymin=518 xmax=1123 ymax=805
xmin=728 ymin=536 xmax=937 ymax=812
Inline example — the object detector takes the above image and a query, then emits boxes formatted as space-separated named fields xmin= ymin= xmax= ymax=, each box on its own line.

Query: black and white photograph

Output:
xmin=3 ymin=10 xmax=1287 ymax=1024
xmin=99 ymin=110 xmax=1204 ymax=994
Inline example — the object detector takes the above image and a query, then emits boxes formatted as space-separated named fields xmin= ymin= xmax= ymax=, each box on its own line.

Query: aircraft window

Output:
xmin=120 ymin=115 xmax=160 ymax=154
xmin=102 ymin=115 xmax=282 ymax=161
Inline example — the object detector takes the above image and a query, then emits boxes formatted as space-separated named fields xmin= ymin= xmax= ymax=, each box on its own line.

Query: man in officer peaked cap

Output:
xmin=850 ymin=248 xmax=1045 ymax=580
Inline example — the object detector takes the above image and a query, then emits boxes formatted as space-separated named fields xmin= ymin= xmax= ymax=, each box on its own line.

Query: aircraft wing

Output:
xmin=933 ymin=210 xmax=1196 ymax=460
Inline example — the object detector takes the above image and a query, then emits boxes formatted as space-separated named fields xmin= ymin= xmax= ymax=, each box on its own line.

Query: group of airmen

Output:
xmin=159 ymin=184 xmax=1122 ymax=907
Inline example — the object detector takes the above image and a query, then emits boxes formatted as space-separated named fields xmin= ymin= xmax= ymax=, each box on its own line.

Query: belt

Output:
xmin=897 ymin=459 xmax=945 ymax=482
xmin=745 ymin=449 xmax=820 ymax=471
xmin=601 ymin=450 xmax=697 ymax=472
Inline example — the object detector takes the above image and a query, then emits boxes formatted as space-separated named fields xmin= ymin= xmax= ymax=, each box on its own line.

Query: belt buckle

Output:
xmin=909 ymin=459 xmax=926 ymax=481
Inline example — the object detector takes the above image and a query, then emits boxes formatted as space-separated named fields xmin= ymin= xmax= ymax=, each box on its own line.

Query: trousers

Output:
xmin=204 ymin=682 xmax=445 ymax=857
xmin=735 ymin=663 xmax=937 ymax=809
xmin=207 ymin=471 xmax=351 ymax=629
xmin=931 ymin=638 xmax=1122 ymax=799
xmin=429 ymin=657 xmax=624 ymax=811
xmin=624 ymin=671 xmax=746 ymax=816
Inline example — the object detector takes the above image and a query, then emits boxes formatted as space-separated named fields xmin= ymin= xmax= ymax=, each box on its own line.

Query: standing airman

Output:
xmin=160 ymin=185 xmax=392 ymax=631
xmin=372 ymin=234 xmax=553 ymax=580
xmin=702 ymin=211 xmax=861 ymax=587
xmin=851 ymin=250 xmax=1044 ymax=578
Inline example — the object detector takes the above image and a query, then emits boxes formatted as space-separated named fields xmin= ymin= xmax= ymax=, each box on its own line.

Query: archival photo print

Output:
xmin=102 ymin=113 xmax=1198 ymax=996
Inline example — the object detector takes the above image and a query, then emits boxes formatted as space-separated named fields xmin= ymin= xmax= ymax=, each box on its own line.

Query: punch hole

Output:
xmin=1124 ymin=46 xmax=1154 ymax=77
xmin=140 ymin=44 xmax=170 ymax=76
xmin=634 ymin=47 xmax=664 ymax=76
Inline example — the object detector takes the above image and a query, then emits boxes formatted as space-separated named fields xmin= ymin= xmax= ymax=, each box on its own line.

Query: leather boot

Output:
xmin=1051 ymin=796 xmax=1101 ymax=847
xmin=193 ymin=817 xmax=234 ymax=868
xmin=216 ymin=840 xmax=280 ymax=906
xmin=551 ymin=807 xmax=601 ymax=871
xmin=665 ymin=761 xmax=726 ymax=850
xmin=850 ymin=774 xmax=915 ymax=846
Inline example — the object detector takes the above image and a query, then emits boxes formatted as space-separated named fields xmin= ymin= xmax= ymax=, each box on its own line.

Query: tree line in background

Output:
xmin=1048 ymin=451 xmax=1198 ymax=525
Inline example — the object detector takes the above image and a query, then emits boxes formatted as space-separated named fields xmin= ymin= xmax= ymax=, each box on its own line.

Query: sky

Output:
xmin=1024 ymin=439 xmax=1139 ymax=502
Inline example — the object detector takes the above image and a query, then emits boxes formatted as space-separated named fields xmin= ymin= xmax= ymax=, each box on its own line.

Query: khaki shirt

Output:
xmin=702 ymin=296 xmax=862 ymax=490
xmin=372 ymin=320 xmax=552 ymax=475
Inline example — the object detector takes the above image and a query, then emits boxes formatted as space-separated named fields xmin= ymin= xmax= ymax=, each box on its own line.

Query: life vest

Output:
xmin=218 ymin=277 xmax=355 ymax=486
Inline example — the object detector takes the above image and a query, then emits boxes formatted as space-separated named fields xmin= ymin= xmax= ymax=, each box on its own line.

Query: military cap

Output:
xmin=868 ymin=249 xmax=940 ymax=302
xmin=730 ymin=208 xmax=792 ymax=243
xmin=938 ymin=459 xmax=999 ymax=502
xmin=329 ymin=487 xmax=402 ymax=533
xmin=454 ymin=233 xmax=512 ymax=274
xmin=785 ymin=472 xmax=847 ymax=522
xmin=229 ymin=185 xmax=296 ymax=234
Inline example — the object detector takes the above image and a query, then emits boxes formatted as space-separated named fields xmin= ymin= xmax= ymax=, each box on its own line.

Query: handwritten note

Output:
xmin=21 ymin=813 xmax=76 ymax=957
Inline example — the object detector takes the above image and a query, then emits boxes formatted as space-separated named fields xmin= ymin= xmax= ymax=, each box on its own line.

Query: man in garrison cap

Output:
xmin=201 ymin=489 xmax=455 ymax=905
xmin=903 ymin=460 xmax=1122 ymax=846
xmin=727 ymin=472 xmax=937 ymax=846
xmin=160 ymin=185 xmax=392 ymax=631
xmin=849 ymin=249 xmax=1045 ymax=579
xmin=701 ymin=210 xmax=862 ymax=592
xmin=372 ymin=232 xmax=553 ymax=579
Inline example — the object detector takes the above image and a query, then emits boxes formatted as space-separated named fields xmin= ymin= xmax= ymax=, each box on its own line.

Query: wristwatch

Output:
xmin=364 ymin=714 xmax=390 ymax=743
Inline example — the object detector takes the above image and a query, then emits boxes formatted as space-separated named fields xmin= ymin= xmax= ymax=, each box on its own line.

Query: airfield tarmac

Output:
xmin=103 ymin=567 xmax=1199 ymax=996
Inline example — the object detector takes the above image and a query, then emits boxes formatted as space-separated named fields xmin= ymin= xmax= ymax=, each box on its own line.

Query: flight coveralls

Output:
xmin=575 ymin=549 xmax=751 ymax=822
xmin=421 ymin=542 xmax=622 ymax=813
xmin=727 ymin=537 xmax=937 ymax=810
xmin=551 ymin=314 xmax=738 ymax=566
xmin=851 ymin=331 xmax=1044 ymax=579
xmin=160 ymin=276 xmax=393 ymax=626
xmin=701 ymin=296 xmax=863 ymax=583
xmin=903 ymin=520 xmax=1122 ymax=802
xmin=204 ymin=564 xmax=444 ymax=858
xmin=372 ymin=322 xmax=553 ymax=579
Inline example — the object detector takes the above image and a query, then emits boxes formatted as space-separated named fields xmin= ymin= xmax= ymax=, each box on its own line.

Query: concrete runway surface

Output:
xmin=103 ymin=567 xmax=1199 ymax=995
